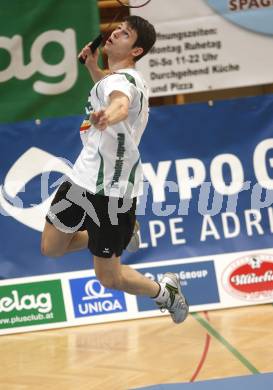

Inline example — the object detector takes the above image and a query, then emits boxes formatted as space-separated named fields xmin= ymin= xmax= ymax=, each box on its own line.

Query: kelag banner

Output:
xmin=133 ymin=0 xmax=273 ymax=96
xmin=0 ymin=0 xmax=100 ymax=123
xmin=1 ymin=94 xmax=273 ymax=333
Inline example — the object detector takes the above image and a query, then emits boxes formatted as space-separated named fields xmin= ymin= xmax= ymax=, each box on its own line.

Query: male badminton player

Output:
xmin=41 ymin=15 xmax=188 ymax=324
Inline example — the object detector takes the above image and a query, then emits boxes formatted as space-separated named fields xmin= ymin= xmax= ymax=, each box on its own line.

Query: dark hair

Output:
xmin=123 ymin=15 xmax=156 ymax=62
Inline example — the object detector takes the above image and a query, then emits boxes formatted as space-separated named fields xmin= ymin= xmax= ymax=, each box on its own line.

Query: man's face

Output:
xmin=104 ymin=22 xmax=141 ymax=60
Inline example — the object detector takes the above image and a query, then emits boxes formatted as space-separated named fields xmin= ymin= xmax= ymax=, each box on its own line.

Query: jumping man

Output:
xmin=41 ymin=16 xmax=189 ymax=324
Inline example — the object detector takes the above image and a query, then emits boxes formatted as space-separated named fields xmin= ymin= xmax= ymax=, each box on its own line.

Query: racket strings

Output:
xmin=117 ymin=0 xmax=151 ymax=8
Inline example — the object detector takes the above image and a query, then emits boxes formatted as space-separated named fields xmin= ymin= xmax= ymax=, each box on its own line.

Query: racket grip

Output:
xmin=78 ymin=34 xmax=103 ymax=64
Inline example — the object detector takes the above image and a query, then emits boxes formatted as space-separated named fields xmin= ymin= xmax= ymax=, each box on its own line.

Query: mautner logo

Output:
xmin=222 ymin=253 xmax=273 ymax=301
xmin=69 ymin=277 xmax=127 ymax=318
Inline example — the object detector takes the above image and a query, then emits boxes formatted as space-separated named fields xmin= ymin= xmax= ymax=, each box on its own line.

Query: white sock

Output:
xmin=152 ymin=282 xmax=170 ymax=304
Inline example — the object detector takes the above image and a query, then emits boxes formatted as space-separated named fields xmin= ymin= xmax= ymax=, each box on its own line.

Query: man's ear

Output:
xmin=131 ymin=46 xmax=144 ymax=59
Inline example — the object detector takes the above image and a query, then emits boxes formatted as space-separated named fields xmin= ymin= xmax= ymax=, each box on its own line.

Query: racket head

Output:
xmin=116 ymin=0 xmax=151 ymax=8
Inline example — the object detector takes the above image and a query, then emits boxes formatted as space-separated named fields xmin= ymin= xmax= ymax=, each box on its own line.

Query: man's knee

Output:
xmin=41 ymin=222 xmax=72 ymax=258
xmin=41 ymin=238 xmax=65 ymax=258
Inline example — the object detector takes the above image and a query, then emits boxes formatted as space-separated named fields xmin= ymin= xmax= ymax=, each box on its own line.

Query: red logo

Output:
xmin=222 ymin=254 xmax=273 ymax=301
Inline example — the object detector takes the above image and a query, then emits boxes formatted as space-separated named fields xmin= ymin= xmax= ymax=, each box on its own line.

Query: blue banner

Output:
xmin=69 ymin=277 xmax=127 ymax=318
xmin=0 ymin=116 xmax=90 ymax=279
xmin=129 ymin=93 xmax=273 ymax=266
xmin=1 ymin=94 xmax=273 ymax=279
xmin=136 ymin=261 xmax=220 ymax=309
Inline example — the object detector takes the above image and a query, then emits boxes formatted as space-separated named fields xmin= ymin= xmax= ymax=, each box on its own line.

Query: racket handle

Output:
xmin=79 ymin=34 xmax=103 ymax=64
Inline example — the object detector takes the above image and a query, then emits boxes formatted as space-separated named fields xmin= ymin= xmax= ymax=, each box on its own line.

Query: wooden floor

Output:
xmin=1 ymin=304 xmax=273 ymax=390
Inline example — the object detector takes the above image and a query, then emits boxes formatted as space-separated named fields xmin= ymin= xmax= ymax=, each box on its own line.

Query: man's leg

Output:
xmin=66 ymin=229 xmax=89 ymax=253
xmin=41 ymin=222 xmax=89 ymax=257
xmin=94 ymin=255 xmax=189 ymax=324
xmin=93 ymin=255 xmax=160 ymax=297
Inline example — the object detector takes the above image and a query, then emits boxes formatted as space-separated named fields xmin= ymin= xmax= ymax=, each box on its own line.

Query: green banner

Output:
xmin=0 ymin=0 xmax=100 ymax=123
xmin=0 ymin=280 xmax=66 ymax=329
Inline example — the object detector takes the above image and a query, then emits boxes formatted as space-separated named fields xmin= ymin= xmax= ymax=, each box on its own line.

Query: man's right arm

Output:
xmin=78 ymin=43 xmax=107 ymax=83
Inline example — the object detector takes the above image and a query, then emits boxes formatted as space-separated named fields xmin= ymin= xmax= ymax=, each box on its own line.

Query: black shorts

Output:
xmin=46 ymin=180 xmax=136 ymax=258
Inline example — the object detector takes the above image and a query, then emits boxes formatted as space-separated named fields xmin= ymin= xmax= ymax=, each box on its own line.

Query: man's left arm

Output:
xmin=90 ymin=91 xmax=130 ymax=131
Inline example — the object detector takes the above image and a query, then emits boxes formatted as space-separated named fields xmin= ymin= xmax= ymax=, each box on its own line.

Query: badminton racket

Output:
xmin=79 ymin=0 xmax=152 ymax=64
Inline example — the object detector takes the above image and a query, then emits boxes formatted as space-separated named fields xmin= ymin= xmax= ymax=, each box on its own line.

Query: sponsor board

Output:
xmin=0 ymin=280 xmax=66 ymax=329
xmin=136 ymin=261 xmax=220 ymax=311
xmin=134 ymin=0 xmax=273 ymax=96
xmin=222 ymin=253 xmax=273 ymax=301
xmin=0 ymin=0 xmax=99 ymax=122
xmin=69 ymin=277 xmax=127 ymax=318
xmin=2 ymin=96 xmax=273 ymax=280
xmin=1 ymin=96 xmax=273 ymax=334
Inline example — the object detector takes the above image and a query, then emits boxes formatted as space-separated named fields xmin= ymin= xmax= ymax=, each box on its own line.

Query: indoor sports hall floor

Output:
xmin=1 ymin=303 xmax=273 ymax=389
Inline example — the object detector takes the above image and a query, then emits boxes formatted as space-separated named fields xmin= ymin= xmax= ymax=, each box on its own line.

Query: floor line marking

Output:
xmin=190 ymin=311 xmax=211 ymax=382
xmin=192 ymin=312 xmax=260 ymax=374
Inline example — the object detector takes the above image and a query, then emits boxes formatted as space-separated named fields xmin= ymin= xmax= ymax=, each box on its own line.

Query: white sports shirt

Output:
xmin=71 ymin=68 xmax=149 ymax=198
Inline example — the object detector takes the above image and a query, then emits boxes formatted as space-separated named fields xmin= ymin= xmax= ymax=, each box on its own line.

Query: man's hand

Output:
xmin=78 ymin=43 xmax=106 ymax=83
xmin=78 ymin=43 xmax=99 ymax=69
xmin=91 ymin=109 xmax=109 ymax=131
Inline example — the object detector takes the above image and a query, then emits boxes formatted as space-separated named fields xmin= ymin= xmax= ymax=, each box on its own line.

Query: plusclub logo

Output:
xmin=69 ymin=277 xmax=127 ymax=318
xmin=222 ymin=254 xmax=273 ymax=301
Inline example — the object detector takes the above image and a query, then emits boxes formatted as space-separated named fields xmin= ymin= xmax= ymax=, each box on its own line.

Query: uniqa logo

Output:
xmin=0 ymin=147 xmax=73 ymax=231
xmin=78 ymin=279 xmax=123 ymax=315
xmin=222 ymin=254 xmax=273 ymax=301
xmin=0 ymin=29 xmax=78 ymax=94
xmin=0 ymin=290 xmax=52 ymax=313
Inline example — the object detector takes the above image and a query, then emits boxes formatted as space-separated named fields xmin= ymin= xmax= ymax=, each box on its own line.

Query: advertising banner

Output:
xmin=135 ymin=261 xmax=220 ymax=311
xmin=133 ymin=0 xmax=273 ymax=96
xmin=1 ymin=94 xmax=273 ymax=333
xmin=69 ymin=277 xmax=127 ymax=318
xmin=0 ymin=115 xmax=91 ymax=280
xmin=1 ymin=94 xmax=273 ymax=276
xmin=133 ymin=94 xmax=273 ymax=264
xmin=0 ymin=0 xmax=100 ymax=123
xmin=0 ymin=280 xmax=66 ymax=330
